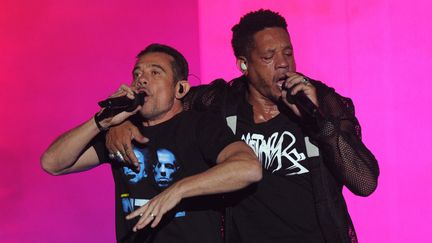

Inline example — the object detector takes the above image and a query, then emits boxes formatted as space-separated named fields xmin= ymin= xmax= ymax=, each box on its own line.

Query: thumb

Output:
xmin=132 ymin=130 xmax=149 ymax=144
xmin=134 ymin=134 xmax=149 ymax=144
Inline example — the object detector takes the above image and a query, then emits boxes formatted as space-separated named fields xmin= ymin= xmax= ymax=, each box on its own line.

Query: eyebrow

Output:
xmin=151 ymin=64 xmax=166 ymax=73
xmin=132 ymin=64 xmax=167 ymax=75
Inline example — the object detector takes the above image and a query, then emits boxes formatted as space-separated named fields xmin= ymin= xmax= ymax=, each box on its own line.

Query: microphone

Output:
xmin=98 ymin=92 xmax=146 ymax=112
xmin=282 ymin=83 xmax=322 ymax=120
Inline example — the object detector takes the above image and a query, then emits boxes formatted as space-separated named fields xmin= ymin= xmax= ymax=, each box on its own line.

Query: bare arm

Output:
xmin=176 ymin=141 xmax=262 ymax=197
xmin=40 ymin=117 xmax=103 ymax=175
xmin=41 ymin=85 xmax=141 ymax=175
xmin=127 ymin=141 xmax=262 ymax=231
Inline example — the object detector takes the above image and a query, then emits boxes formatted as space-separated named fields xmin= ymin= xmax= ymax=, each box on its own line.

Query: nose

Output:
xmin=134 ymin=74 xmax=149 ymax=88
xmin=274 ymin=52 xmax=289 ymax=70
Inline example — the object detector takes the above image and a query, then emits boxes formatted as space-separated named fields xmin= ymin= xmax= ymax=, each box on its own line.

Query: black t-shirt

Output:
xmin=94 ymin=110 xmax=238 ymax=243
xmin=228 ymin=100 xmax=325 ymax=243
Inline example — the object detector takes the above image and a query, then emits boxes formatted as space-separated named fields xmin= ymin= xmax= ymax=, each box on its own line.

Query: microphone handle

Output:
xmin=292 ymin=92 xmax=321 ymax=119
xmin=98 ymin=93 xmax=146 ymax=112
xmin=283 ymin=85 xmax=322 ymax=120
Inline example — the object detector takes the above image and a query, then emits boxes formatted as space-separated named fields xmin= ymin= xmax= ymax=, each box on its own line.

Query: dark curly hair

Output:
xmin=231 ymin=9 xmax=288 ymax=58
xmin=137 ymin=43 xmax=189 ymax=82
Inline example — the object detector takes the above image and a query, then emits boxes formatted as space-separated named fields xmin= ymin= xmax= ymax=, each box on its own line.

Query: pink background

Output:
xmin=1 ymin=0 xmax=431 ymax=242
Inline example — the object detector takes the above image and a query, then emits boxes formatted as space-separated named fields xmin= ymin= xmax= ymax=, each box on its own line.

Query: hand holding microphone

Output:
xmin=94 ymin=85 xmax=146 ymax=131
xmin=281 ymin=73 xmax=322 ymax=120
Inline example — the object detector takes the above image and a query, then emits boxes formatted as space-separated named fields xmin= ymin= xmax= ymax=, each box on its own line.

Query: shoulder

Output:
xmin=183 ymin=79 xmax=228 ymax=109
xmin=183 ymin=76 xmax=246 ymax=112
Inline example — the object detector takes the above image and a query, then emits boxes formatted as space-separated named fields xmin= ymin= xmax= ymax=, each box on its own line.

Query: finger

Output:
xmin=119 ymin=84 xmax=136 ymax=99
xmin=281 ymin=89 xmax=301 ymax=117
xmin=288 ymin=77 xmax=305 ymax=90
xmin=131 ymin=124 xmax=149 ymax=144
xmin=125 ymin=91 xmax=135 ymax=100
xmin=134 ymin=210 xmax=156 ymax=231
xmin=133 ymin=214 xmax=151 ymax=231
xmin=131 ymin=200 xmax=157 ymax=230
xmin=112 ymin=84 xmax=135 ymax=100
xmin=131 ymin=106 xmax=141 ymax=115
xmin=111 ymin=89 xmax=128 ymax=98
xmin=285 ymin=72 xmax=301 ymax=88
xmin=120 ymin=84 xmax=132 ymax=91
xmin=290 ymin=82 xmax=306 ymax=95
xmin=118 ymin=84 xmax=134 ymax=94
xmin=112 ymin=141 xmax=126 ymax=163
xmin=123 ymin=143 xmax=139 ymax=168
xmin=126 ymin=203 xmax=149 ymax=220
xmin=147 ymin=203 xmax=160 ymax=228
xmin=150 ymin=212 xmax=163 ymax=228
xmin=134 ymin=216 xmax=152 ymax=231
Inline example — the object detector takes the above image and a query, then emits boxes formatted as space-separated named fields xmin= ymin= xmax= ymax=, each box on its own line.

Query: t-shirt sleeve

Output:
xmin=195 ymin=111 xmax=239 ymax=164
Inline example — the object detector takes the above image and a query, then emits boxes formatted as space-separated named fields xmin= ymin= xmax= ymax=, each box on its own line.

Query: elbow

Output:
xmin=356 ymin=187 xmax=376 ymax=197
xmin=361 ymin=180 xmax=378 ymax=197
xmin=40 ymin=152 xmax=62 ymax=176
xmin=354 ymin=177 xmax=378 ymax=197
xmin=247 ymin=159 xmax=263 ymax=183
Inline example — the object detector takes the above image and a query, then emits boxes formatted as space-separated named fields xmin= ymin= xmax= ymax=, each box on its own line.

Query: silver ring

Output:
xmin=108 ymin=153 xmax=115 ymax=160
xmin=150 ymin=213 xmax=156 ymax=218
xmin=139 ymin=213 xmax=143 ymax=217
xmin=115 ymin=151 xmax=125 ymax=162
xmin=301 ymin=77 xmax=310 ymax=85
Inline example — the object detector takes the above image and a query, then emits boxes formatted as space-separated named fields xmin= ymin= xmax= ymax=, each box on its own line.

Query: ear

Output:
xmin=236 ymin=56 xmax=248 ymax=75
xmin=175 ymin=80 xmax=190 ymax=99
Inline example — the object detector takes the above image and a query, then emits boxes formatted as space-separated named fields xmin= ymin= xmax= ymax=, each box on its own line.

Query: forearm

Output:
xmin=175 ymin=146 xmax=261 ymax=199
xmin=41 ymin=117 xmax=100 ymax=175
xmin=125 ymin=142 xmax=262 ymax=230
xmin=317 ymin=119 xmax=379 ymax=196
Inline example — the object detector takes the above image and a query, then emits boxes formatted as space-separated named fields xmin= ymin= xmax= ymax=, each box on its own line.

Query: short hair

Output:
xmin=136 ymin=43 xmax=189 ymax=82
xmin=231 ymin=9 xmax=288 ymax=58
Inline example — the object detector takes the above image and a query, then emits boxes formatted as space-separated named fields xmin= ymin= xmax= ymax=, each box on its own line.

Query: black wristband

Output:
xmin=94 ymin=112 xmax=109 ymax=131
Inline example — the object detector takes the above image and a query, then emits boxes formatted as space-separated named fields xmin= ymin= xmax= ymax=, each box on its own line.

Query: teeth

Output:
xmin=276 ymin=82 xmax=283 ymax=90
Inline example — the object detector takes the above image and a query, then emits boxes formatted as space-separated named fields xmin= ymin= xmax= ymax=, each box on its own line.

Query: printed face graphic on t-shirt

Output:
xmin=153 ymin=149 xmax=178 ymax=188
xmin=122 ymin=148 xmax=148 ymax=184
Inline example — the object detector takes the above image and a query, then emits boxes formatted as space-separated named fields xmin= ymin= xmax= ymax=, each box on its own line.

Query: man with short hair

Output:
xmin=41 ymin=43 xmax=262 ymax=243
xmin=107 ymin=9 xmax=379 ymax=243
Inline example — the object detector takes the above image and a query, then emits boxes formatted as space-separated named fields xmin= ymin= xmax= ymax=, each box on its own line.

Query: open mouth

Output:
xmin=137 ymin=89 xmax=148 ymax=97
xmin=276 ymin=75 xmax=288 ymax=90
xmin=136 ymin=89 xmax=149 ymax=103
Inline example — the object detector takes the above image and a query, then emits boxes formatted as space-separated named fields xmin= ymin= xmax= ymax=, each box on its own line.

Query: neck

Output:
xmin=141 ymin=102 xmax=183 ymax=127
xmin=247 ymin=85 xmax=280 ymax=123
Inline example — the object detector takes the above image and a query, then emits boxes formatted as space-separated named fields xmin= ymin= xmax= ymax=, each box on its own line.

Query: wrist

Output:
xmin=94 ymin=112 xmax=109 ymax=131
xmin=172 ymin=180 xmax=188 ymax=200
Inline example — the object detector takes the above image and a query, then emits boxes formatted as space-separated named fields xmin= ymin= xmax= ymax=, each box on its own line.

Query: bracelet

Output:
xmin=94 ymin=112 xmax=109 ymax=131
